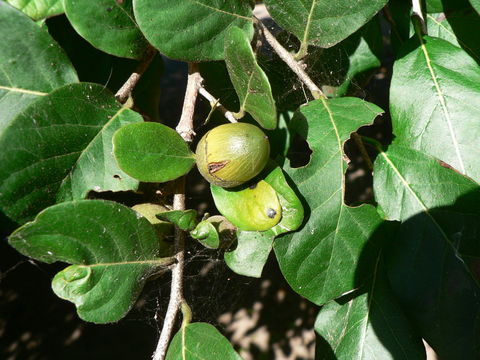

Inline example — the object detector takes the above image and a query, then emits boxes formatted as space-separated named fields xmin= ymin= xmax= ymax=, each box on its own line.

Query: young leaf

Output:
xmin=224 ymin=26 xmax=277 ymax=129
xmin=156 ymin=209 xmax=198 ymax=232
xmin=390 ymin=36 xmax=480 ymax=182
xmin=165 ymin=322 xmax=242 ymax=360
xmin=133 ymin=0 xmax=254 ymax=61
xmin=4 ymin=0 xmax=64 ymax=20
xmin=64 ymin=0 xmax=149 ymax=59
xmin=315 ymin=258 xmax=426 ymax=360
xmin=190 ymin=220 xmax=220 ymax=249
xmin=0 ymin=2 xmax=78 ymax=134
xmin=0 ymin=83 xmax=142 ymax=224
xmin=223 ymin=163 xmax=304 ymax=278
xmin=113 ymin=122 xmax=195 ymax=183
xmin=274 ymin=98 xmax=385 ymax=305
xmin=373 ymin=144 xmax=480 ymax=359
xmin=8 ymin=200 xmax=174 ymax=323
xmin=263 ymin=0 xmax=388 ymax=53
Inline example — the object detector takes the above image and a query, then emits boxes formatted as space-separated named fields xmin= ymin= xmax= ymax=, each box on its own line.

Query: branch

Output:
xmin=198 ymin=87 xmax=237 ymax=123
xmin=176 ymin=63 xmax=203 ymax=142
xmin=152 ymin=63 xmax=201 ymax=360
xmin=255 ymin=18 xmax=326 ymax=100
xmin=152 ymin=179 xmax=186 ymax=360
xmin=115 ymin=47 xmax=157 ymax=104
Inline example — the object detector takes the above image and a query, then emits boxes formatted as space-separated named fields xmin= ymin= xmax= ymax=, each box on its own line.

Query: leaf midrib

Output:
xmin=81 ymin=258 xmax=173 ymax=268
xmin=189 ymin=0 xmax=252 ymax=21
xmin=302 ymin=0 xmax=317 ymax=48
xmin=0 ymin=85 xmax=48 ymax=96
xmin=58 ymin=105 xmax=129 ymax=194
xmin=379 ymin=149 xmax=479 ymax=288
xmin=416 ymin=35 xmax=465 ymax=174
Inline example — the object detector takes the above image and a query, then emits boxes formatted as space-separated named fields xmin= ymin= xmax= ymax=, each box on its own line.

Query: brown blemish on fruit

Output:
xmin=208 ymin=161 xmax=229 ymax=174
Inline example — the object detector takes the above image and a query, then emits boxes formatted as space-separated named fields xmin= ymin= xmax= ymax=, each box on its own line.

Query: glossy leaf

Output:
xmin=373 ymin=144 xmax=480 ymax=359
xmin=113 ymin=122 xmax=195 ymax=183
xmin=0 ymin=83 xmax=141 ymax=224
xmin=64 ymin=0 xmax=149 ymax=59
xmin=133 ymin=0 xmax=254 ymax=61
xmin=425 ymin=11 xmax=480 ymax=63
xmin=390 ymin=35 xmax=480 ymax=182
xmin=373 ymin=144 xmax=480 ymax=221
xmin=166 ymin=322 xmax=242 ymax=360
xmin=9 ymin=200 xmax=173 ymax=323
xmin=224 ymin=26 xmax=276 ymax=129
xmin=224 ymin=163 xmax=304 ymax=278
xmin=0 ymin=2 xmax=78 ymax=133
xmin=157 ymin=210 xmax=198 ymax=232
xmin=4 ymin=0 xmax=63 ymax=20
xmin=263 ymin=0 xmax=388 ymax=51
xmin=274 ymin=98 xmax=385 ymax=305
xmin=315 ymin=259 xmax=426 ymax=360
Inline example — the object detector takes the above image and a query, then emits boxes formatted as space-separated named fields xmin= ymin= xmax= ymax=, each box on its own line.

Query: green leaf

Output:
xmin=133 ymin=0 xmax=254 ymax=61
xmin=224 ymin=163 xmax=304 ymax=278
xmin=225 ymin=230 xmax=274 ymax=278
xmin=0 ymin=83 xmax=141 ymax=224
xmin=166 ymin=322 xmax=242 ymax=360
xmin=131 ymin=203 xmax=174 ymax=256
xmin=425 ymin=10 xmax=480 ymax=63
xmin=4 ymin=0 xmax=64 ymax=20
xmin=425 ymin=0 xmax=470 ymax=13
xmin=373 ymin=144 xmax=480 ymax=221
xmin=0 ymin=2 xmax=78 ymax=134
xmin=156 ymin=209 xmax=198 ymax=232
xmin=274 ymin=98 xmax=385 ymax=305
xmin=190 ymin=220 xmax=220 ymax=249
xmin=224 ymin=26 xmax=276 ymax=129
xmin=373 ymin=144 xmax=480 ymax=358
xmin=315 ymin=258 xmax=426 ymax=360
xmin=113 ymin=122 xmax=195 ymax=183
xmin=64 ymin=0 xmax=149 ymax=59
xmin=470 ymin=0 xmax=480 ymax=13
xmin=390 ymin=35 xmax=480 ymax=182
xmin=8 ymin=200 xmax=173 ymax=323
xmin=263 ymin=0 xmax=388 ymax=52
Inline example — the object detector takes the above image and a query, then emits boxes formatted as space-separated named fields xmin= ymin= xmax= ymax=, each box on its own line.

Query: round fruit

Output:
xmin=195 ymin=123 xmax=270 ymax=188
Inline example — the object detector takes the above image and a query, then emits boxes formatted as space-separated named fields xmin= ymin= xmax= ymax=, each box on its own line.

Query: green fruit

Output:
xmin=211 ymin=180 xmax=282 ymax=231
xmin=195 ymin=123 xmax=270 ymax=188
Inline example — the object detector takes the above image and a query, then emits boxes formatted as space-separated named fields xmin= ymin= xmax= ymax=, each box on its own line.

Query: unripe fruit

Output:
xmin=195 ymin=123 xmax=270 ymax=188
